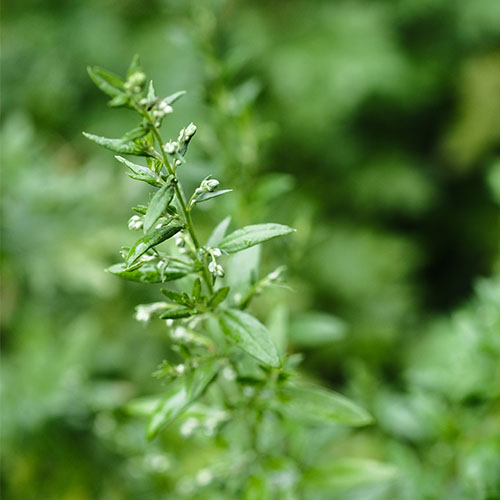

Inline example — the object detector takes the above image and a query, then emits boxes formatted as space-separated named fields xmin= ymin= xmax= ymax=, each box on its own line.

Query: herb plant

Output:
xmin=84 ymin=56 xmax=390 ymax=498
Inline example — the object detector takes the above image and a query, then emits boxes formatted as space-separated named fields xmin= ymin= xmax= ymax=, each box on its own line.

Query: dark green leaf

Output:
xmin=147 ymin=360 xmax=219 ymax=439
xmin=208 ymin=287 xmax=230 ymax=308
xmin=279 ymin=384 xmax=372 ymax=426
xmin=218 ymin=223 xmax=295 ymax=254
xmin=159 ymin=306 xmax=194 ymax=319
xmin=219 ymin=309 xmax=280 ymax=367
xmin=87 ymin=66 xmax=124 ymax=98
xmin=143 ymin=184 xmax=175 ymax=233
xmin=207 ymin=216 xmax=231 ymax=247
xmin=127 ymin=224 xmax=183 ymax=266
xmin=83 ymin=132 xmax=149 ymax=156
xmin=160 ymin=288 xmax=191 ymax=306
xmin=107 ymin=262 xmax=186 ymax=283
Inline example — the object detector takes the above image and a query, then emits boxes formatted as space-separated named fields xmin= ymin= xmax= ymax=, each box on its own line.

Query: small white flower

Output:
xmin=215 ymin=264 xmax=225 ymax=277
xmin=158 ymin=100 xmax=173 ymax=114
xmin=171 ymin=326 xmax=188 ymax=340
xmin=165 ymin=319 xmax=174 ymax=327
xmin=208 ymin=261 xmax=217 ymax=274
xmin=175 ymin=364 xmax=185 ymax=374
xmin=201 ymin=178 xmax=219 ymax=192
xmin=128 ymin=215 xmax=143 ymax=231
xmin=135 ymin=302 xmax=167 ymax=323
xmin=211 ymin=248 xmax=222 ymax=257
xmin=163 ymin=141 xmax=178 ymax=154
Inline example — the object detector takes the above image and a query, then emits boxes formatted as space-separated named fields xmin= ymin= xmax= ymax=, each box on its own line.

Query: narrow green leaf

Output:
xmin=160 ymin=288 xmax=190 ymax=306
xmin=107 ymin=262 xmax=186 ymax=283
xmin=192 ymin=278 xmax=202 ymax=302
xmin=303 ymin=458 xmax=396 ymax=491
xmin=194 ymin=189 xmax=233 ymax=205
xmin=159 ymin=306 xmax=194 ymax=319
xmin=147 ymin=360 xmax=219 ymax=439
xmin=164 ymin=90 xmax=186 ymax=105
xmin=207 ymin=216 xmax=232 ymax=247
xmin=121 ymin=126 xmax=148 ymax=142
xmin=279 ymin=384 xmax=372 ymax=426
xmin=83 ymin=132 xmax=149 ymax=156
xmin=87 ymin=66 xmax=124 ymax=98
xmin=208 ymin=287 xmax=230 ymax=308
xmin=218 ymin=223 xmax=295 ymax=254
xmin=219 ymin=309 xmax=280 ymax=367
xmin=115 ymin=155 xmax=161 ymax=187
xmin=127 ymin=224 xmax=183 ymax=266
xmin=108 ymin=94 xmax=129 ymax=107
xmin=143 ymin=184 xmax=175 ymax=233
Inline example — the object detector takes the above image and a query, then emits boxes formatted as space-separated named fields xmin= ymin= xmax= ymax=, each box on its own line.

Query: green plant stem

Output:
xmin=146 ymin=118 xmax=214 ymax=295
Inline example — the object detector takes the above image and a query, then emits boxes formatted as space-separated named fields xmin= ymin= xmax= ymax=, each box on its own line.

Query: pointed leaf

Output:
xmin=193 ymin=189 xmax=233 ymax=205
xmin=127 ymin=224 xmax=183 ymax=266
xmin=159 ymin=306 xmax=195 ymax=319
xmin=279 ymin=384 xmax=372 ymax=426
xmin=87 ymin=66 xmax=124 ymax=97
xmin=164 ymin=90 xmax=186 ymax=105
xmin=115 ymin=155 xmax=161 ymax=187
xmin=83 ymin=132 xmax=149 ymax=156
xmin=107 ymin=262 xmax=186 ymax=283
xmin=208 ymin=287 xmax=230 ymax=308
xmin=127 ymin=54 xmax=141 ymax=78
xmin=147 ymin=360 xmax=219 ymax=439
xmin=218 ymin=223 xmax=295 ymax=254
xmin=219 ymin=309 xmax=280 ymax=367
xmin=143 ymin=184 xmax=175 ymax=233
xmin=121 ymin=126 xmax=148 ymax=142
xmin=161 ymin=288 xmax=191 ymax=306
xmin=207 ymin=216 xmax=231 ymax=247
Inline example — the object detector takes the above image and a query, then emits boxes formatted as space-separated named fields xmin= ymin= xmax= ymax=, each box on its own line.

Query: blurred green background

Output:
xmin=2 ymin=0 xmax=500 ymax=498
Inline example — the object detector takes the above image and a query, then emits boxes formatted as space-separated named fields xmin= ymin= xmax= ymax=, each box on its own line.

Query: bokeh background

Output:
xmin=2 ymin=0 xmax=500 ymax=498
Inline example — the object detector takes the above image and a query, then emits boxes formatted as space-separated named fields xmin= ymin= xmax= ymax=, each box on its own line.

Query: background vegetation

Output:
xmin=2 ymin=0 xmax=499 ymax=498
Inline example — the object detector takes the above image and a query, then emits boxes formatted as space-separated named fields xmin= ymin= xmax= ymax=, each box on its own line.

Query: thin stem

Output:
xmin=142 ymin=112 xmax=214 ymax=294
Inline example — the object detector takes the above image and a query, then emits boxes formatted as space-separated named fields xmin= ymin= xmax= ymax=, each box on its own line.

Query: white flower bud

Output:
xmin=185 ymin=122 xmax=197 ymax=137
xmin=163 ymin=141 xmax=178 ymax=154
xmin=211 ymin=248 xmax=222 ymax=257
xmin=128 ymin=215 xmax=143 ymax=231
xmin=201 ymin=178 xmax=219 ymax=192
xmin=208 ymin=261 xmax=217 ymax=274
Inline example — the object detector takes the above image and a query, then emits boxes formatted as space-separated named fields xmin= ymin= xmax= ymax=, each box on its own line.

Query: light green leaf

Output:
xmin=208 ymin=287 xmax=230 ymax=308
xmin=290 ymin=312 xmax=346 ymax=347
xmin=160 ymin=288 xmax=191 ymax=306
xmin=193 ymin=189 xmax=232 ymax=205
xmin=143 ymin=184 xmax=175 ymax=233
xmin=87 ymin=66 xmax=124 ymax=98
xmin=127 ymin=54 xmax=142 ymax=78
xmin=279 ymin=384 xmax=372 ymax=426
xmin=164 ymin=90 xmax=186 ymax=105
xmin=219 ymin=309 xmax=280 ymax=367
xmin=218 ymin=223 xmax=295 ymax=254
xmin=303 ymin=458 xmax=396 ymax=491
xmin=115 ymin=155 xmax=161 ymax=187
xmin=147 ymin=360 xmax=219 ymax=439
xmin=107 ymin=262 xmax=186 ymax=283
xmin=127 ymin=224 xmax=183 ymax=266
xmin=207 ymin=216 xmax=232 ymax=247
xmin=83 ymin=132 xmax=149 ymax=156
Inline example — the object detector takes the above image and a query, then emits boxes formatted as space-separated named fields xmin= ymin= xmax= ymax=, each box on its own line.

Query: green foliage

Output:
xmin=81 ymin=57 xmax=382 ymax=498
